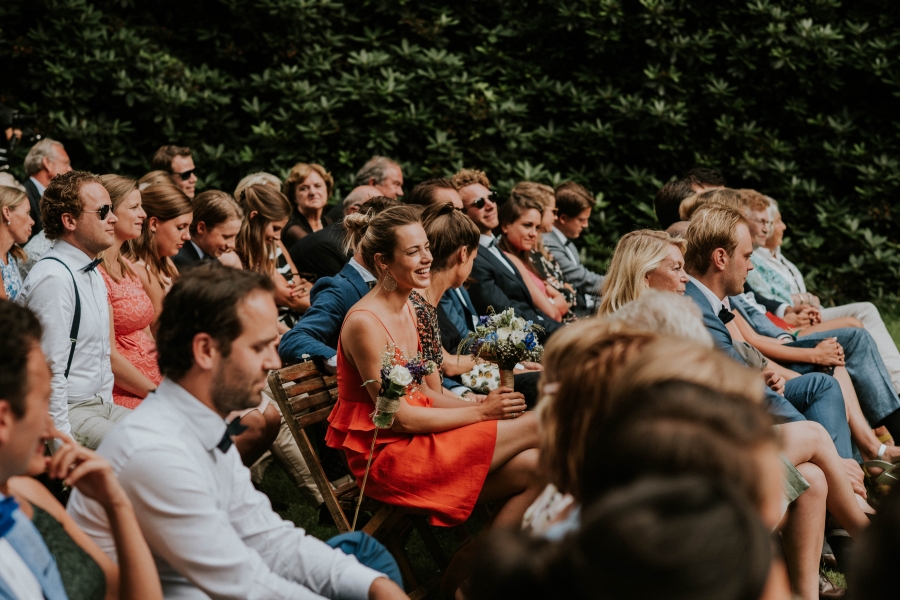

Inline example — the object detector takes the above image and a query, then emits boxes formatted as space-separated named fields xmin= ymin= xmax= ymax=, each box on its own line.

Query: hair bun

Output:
xmin=342 ymin=210 xmax=375 ymax=254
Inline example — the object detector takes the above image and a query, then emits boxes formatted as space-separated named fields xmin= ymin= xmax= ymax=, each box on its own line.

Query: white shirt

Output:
xmin=17 ymin=240 xmax=114 ymax=436
xmin=688 ymin=275 xmax=727 ymax=315
xmin=478 ymin=234 xmax=516 ymax=275
xmin=67 ymin=379 xmax=383 ymax=600
xmin=347 ymin=257 xmax=375 ymax=284
xmin=190 ymin=240 xmax=206 ymax=260
xmin=551 ymin=227 xmax=577 ymax=264
xmin=0 ymin=539 xmax=44 ymax=600
xmin=29 ymin=177 xmax=46 ymax=198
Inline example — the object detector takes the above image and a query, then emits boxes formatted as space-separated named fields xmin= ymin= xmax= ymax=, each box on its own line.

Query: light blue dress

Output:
xmin=1 ymin=252 xmax=22 ymax=300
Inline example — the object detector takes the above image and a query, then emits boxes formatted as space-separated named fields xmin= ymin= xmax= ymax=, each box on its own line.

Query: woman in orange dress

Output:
xmin=326 ymin=204 xmax=543 ymax=528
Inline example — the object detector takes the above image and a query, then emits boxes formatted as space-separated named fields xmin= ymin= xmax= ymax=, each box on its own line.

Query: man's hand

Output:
xmin=368 ymin=577 xmax=408 ymax=599
xmin=842 ymin=458 xmax=867 ymax=499
xmin=761 ymin=370 xmax=785 ymax=395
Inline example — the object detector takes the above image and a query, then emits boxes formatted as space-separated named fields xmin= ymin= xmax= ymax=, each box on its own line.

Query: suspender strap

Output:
xmin=40 ymin=257 xmax=81 ymax=379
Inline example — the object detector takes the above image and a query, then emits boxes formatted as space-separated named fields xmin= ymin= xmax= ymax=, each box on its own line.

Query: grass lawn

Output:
xmin=258 ymin=310 xmax=900 ymax=593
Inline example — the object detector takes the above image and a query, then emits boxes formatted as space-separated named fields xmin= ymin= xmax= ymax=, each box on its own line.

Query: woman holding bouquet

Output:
xmin=327 ymin=205 xmax=543 ymax=528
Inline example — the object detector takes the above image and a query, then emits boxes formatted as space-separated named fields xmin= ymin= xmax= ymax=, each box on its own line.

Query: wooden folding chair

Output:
xmin=268 ymin=360 xmax=453 ymax=599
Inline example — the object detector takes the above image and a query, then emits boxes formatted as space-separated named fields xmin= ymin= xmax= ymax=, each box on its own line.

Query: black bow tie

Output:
xmin=488 ymin=237 xmax=499 ymax=248
xmin=718 ymin=307 xmax=735 ymax=324
xmin=217 ymin=417 xmax=248 ymax=453
xmin=82 ymin=258 xmax=103 ymax=272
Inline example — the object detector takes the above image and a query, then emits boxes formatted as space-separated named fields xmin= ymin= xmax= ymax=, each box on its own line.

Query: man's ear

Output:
xmin=711 ymin=248 xmax=728 ymax=272
xmin=60 ymin=212 xmax=78 ymax=233
xmin=191 ymin=333 xmax=219 ymax=372
xmin=0 ymin=401 xmax=15 ymax=446
xmin=195 ymin=221 xmax=207 ymax=235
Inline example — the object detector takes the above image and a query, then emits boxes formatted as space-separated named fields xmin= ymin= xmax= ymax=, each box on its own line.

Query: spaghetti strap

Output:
xmin=345 ymin=308 xmax=396 ymax=343
xmin=344 ymin=304 xmax=420 ymax=348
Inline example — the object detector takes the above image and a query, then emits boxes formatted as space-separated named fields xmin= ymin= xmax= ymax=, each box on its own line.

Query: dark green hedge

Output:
xmin=2 ymin=0 xmax=899 ymax=305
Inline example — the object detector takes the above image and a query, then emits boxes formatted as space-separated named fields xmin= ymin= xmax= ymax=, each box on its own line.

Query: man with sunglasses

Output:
xmin=451 ymin=168 xmax=562 ymax=341
xmin=151 ymin=144 xmax=197 ymax=198
xmin=18 ymin=171 xmax=130 ymax=449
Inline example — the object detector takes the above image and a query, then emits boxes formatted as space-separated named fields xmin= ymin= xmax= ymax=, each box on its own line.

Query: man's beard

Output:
xmin=210 ymin=359 xmax=262 ymax=414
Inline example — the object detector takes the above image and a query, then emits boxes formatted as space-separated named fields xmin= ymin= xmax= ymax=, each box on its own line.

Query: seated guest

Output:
xmin=355 ymin=155 xmax=405 ymax=198
xmin=67 ymin=265 xmax=405 ymax=599
xmin=414 ymin=202 xmax=541 ymax=406
xmin=22 ymin=138 xmax=73 ymax=238
xmin=289 ymin=186 xmax=382 ymax=280
xmin=19 ymin=171 xmax=131 ymax=448
xmin=278 ymin=197 xmax=401 ymax=369
xmin=236 ymin=184 xmax=310 ymax=330
xmin=681 ymin=204 xmax=854 ymax=456
xmin=150 ymin=145 xmax=197 ymax=199
xmin=453 ymin=168 xmax=561 ymax=340
xmin=234 ymin=171 xmax=282 ymax=198
xmin=137 ymin=170 xmax=173 ymax=190
xmin=0 ymin=300 xmax=162 ymax=600
xmin=125 ymin=183 xmax=193 ymax=320
xmin=0 ymin=185 xmax=34 ymax=300
xmin=498 ymin=195 xmax=569 ymax=322
xmin=653 ymin=167 xmax=726 ymax=229
xmin=327 ymin=206 xmax=543 ymax=528
xmin=748 ymin=194 xmax=900 ymax=393
xmin=172 ymin=190 xmax=243 ymax=271
xmin=404 ymin=178 xmax=462 ymax=209
xmin=678 ymin=186 xmax=743 ymax=220
xmin=511 ymin=182 xmax=584 ymax=316
xmin=471 ymin=476 xmax=775 ymax=600
xmin=542 ymin=181 xmax=603 ymax=312
xmin=98 ymin=175 xmax=161 ymax=408
xmin=282 ymin=162 xmax=333 ymax=248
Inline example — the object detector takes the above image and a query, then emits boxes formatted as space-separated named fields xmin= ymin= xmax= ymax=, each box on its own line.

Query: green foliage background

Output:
xmin=2 ymin=0 xmax=899 ymax=305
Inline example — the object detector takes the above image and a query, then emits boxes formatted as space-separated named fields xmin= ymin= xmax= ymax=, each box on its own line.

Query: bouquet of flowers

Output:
xmin=364 ymin=344 xmax=436 ymax=428
xmin=457 ymin=308 xmax=543 ymax=388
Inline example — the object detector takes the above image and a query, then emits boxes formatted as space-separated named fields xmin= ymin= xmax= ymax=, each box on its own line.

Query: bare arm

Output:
xmin=733 ymin=313 xmax=844 ymax=366
xmin=441 ymin=350 xmax=478 ymax=377
xmin=272 ymin=269 xmax=311 ymax=313
xmin=108 ymin=311 xmax=156 ymax=398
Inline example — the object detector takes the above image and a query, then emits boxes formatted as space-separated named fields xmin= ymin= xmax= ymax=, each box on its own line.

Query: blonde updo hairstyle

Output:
xmin=235 ymin=184 xmax=292 ymax=274
xmin=598 ymin=230 xmax=686 ymax=315
xmin=99 ymin=174 xmax=140 ymax=281
xmin=343 ymin=205 xmax=423 ymax=281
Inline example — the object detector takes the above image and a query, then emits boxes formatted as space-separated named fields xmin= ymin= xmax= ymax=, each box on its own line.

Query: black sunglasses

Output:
xmin=466 ymin=191 xmax=495 ymax=210
xmin=172 ymin=168 xmax=195 ymax=181
xmin=84 ymin=204 xmax=113 ymax=220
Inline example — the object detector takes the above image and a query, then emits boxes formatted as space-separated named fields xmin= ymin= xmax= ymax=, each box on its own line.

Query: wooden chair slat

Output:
xmin=288 ymin=388 xmax=338 ymax=414
xmin=296 ymin=405 xmax=334 ymax=428
xmin=285 ymin=375 xmax=337 ymax=399
xmin=275 ymin=361 xmax=320 ymax=382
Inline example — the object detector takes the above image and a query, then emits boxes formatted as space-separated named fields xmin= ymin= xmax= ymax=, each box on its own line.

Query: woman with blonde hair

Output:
xmin=126 ymin=183 xmax=193 ymax=319
xmin=98 ymin=175 xmax=161 ymax=407
xmin=597 ymin=229 xmax=688 ymax=315
xmin=281 ymin=162 xmax=333 ymax=248
xmin=235 ymin=184 xmax=311 ymax=329
xmin=0 ymin=185 xmax=34 ymax=299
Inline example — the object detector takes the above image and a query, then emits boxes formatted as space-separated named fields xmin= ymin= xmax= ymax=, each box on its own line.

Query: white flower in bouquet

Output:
xmin=387 ymin=364 xmax=413 ymax=387
xmin=496 ymin=327 xmax=513 ymax=341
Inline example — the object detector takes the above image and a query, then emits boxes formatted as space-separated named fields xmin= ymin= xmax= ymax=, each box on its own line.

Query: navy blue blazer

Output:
xmin=468 ymin=246 xmax=561 ymax=341
xmin=684 ymin=280 xmax=803 ymax=423
xmin=278 ymin=262 xmax=369 ymax=364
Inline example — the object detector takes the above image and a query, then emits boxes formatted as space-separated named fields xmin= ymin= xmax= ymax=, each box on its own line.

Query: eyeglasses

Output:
xmin=172 ymin=169 xmax=195 ymax=181
xmin=83 ymin=205 xmax=113 ymax=220
xmin=466 ymin=191 xmax=495 ymax=210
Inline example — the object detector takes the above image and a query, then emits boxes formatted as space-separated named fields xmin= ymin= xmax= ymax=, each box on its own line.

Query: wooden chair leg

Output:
xmin=414 ymin=516 xmax=449 ymax=570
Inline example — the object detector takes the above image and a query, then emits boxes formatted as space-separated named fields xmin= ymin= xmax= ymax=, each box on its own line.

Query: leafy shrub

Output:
xmin=2 ymin=0 xmax=899 ymax=305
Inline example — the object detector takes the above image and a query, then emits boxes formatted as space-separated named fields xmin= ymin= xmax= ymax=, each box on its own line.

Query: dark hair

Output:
xmin=342 ymin=205 xmax=423 ymax=276
xmin=235 ymin=184 xmax=292 ymax=275
xmin=497 ymin=195 xmax=544 ymax=274
xmin=582 ymin=380 xmax=776 ymax=509
xmin=420 ymin=202 xmax=480 ymax=271
xmin=0 ymin=300 xmax=44 ymax=418
xmin=151 ymin=145 xmax=192 ymax=172
xmin=191 ymin=190 xmax=244 ymax=235
xmin=156 ymin=263 xmax=275 ymax=380
xmin=405 ymin=178 xmax=455 ymax=206
xmin=41 ymin=171 xmax=103 ymax=241
xmin=554 ymin=181 xmax=594 ymax=217
xmin=654 ymin=179 xmax=696 ymax=230
xmin=470 ymin=476 xmax=771 ymax=600
xmin=126 ymin=183 xmax=193 ymax=281
xmin=685 ymin=167 xmax=727 ymax=187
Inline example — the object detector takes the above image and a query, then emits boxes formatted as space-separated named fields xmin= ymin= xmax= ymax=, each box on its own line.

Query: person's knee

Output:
xmin=238 ymin=410 xmax=268 ymax=442
xmin=263 ymin=404 xmax=282 ymax=435
xmin=795 ymin=463 xmax=827 ymax=502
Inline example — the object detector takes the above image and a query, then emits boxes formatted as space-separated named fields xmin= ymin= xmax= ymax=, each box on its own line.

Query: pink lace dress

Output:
xmin=101 ymin=259 xmax=162 ymax=408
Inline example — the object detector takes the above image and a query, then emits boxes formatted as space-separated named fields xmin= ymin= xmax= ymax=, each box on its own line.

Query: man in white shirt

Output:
xmin=18 ymin=171 xmax=130 ymax=449
xmin=68 ymin=263 xmax=405 ymax=600
xmin=21 ymin=138 xmax=72 ymax=239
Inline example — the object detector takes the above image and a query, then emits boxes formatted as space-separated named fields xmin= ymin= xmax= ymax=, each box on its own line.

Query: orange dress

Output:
xmin=326 ymin=310 xmax=498 ymax=526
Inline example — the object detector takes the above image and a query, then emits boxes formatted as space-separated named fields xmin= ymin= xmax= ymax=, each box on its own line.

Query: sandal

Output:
xmin=862 ymin=443 xmax=900 ymax=486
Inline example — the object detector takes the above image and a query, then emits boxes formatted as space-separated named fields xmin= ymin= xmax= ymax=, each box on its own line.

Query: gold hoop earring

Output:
xmin=382 ymin=272 xmax=397 ymax=292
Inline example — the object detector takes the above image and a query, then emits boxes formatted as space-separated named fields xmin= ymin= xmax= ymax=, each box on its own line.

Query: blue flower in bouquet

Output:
xmin=485 ymin=332 xmax=498 ymax=343
xmin=524 ymin=331 xmax=537 ymax=351
xmin=479 ymin=315 xmax=491 ymax=326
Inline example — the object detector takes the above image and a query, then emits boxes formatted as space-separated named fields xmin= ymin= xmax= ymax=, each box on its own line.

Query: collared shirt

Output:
xmin=551 ymin=227 xmax=577 ymax=264
xmin=0 ymin=539 xmax=44 ymax=600
xmin=478 ymin=234 xmax=516 ymax=275
xmin=190 ymin=240 xmax=206 ymax=260
xmin=346 ymin=257 xmax=375 ymax=284
xmin=688 ymin=275 xmax=727 ymax=315
xmin=29 ymin=177 xmax=46 ymax=198
xmin=18 ymin=240 xmax=113 ymax=436
xmin=67 ymin=379 xmax=383 ymax=600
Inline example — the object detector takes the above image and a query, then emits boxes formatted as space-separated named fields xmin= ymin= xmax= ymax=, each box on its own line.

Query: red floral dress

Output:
xmin=101 ymin=259 xmax=162 ymax=408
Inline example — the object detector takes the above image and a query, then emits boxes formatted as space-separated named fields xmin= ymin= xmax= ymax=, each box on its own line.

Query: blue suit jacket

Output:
xmin=730 ymin=294 xmax=791 ymax=339
xmin=278 ymin=262 xmax=369 ymax=364
xmin=684 ymin=281 xmax=803 ymax=423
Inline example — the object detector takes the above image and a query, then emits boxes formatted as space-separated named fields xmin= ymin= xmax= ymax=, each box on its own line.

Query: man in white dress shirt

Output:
xmin=68 ymin=263 xmax=406 ymax=600
xmin=18 ymin=171 xmax=130 ymax=449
